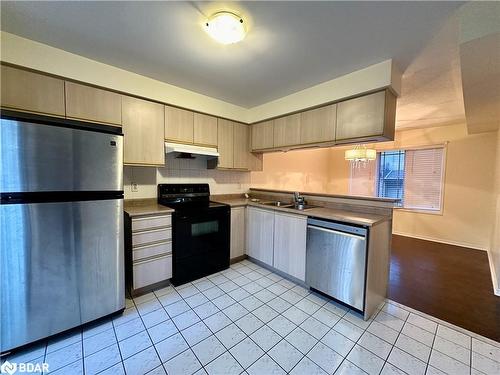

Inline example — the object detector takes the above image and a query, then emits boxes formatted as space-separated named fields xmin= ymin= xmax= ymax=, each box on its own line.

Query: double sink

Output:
xmin=259 ymin=201 xmax=316 ymax=211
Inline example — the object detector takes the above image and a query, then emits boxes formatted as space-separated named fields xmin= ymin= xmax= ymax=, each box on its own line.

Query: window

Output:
xmin=404 ymin=148 xmax=445 ymax=211
xmin=377 ymin=150 xmax=405 ymax=202
xmin=349 ymin=147 xmax=445 ymax=212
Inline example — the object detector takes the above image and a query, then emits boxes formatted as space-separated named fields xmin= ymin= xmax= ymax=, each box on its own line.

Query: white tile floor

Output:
xmin=3 ymin=259 xmax=500 ymax=375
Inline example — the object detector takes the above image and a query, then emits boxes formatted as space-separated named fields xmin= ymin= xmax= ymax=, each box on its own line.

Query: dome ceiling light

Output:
xmin=204 ymin=11 xmax=246 ymax=45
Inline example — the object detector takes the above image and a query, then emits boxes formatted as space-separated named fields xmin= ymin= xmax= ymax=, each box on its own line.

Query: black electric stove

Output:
xmin=158 ymin=184 xmax=230 ymax=286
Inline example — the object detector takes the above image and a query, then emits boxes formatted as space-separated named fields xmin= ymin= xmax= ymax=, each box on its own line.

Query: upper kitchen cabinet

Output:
xmin=233 ymin=122 xmax=250 ymax=169
xmin=1 ymin=65 xmax=65 ymax=117
xmin=215 ymin=118 xmax=234 ymax=169
xmin=273 ymin=114 xmax=301 ymax=148
xmin=336 ymin=90 xmax=396 ymax=143
xmin=209 ymin=119 xmax=262 ymax=171
xmin=300 ymin=104 xmax=336 ymax=144
xmin=65 ymin=82 xmax=122 ymax=126
xmin=122 ymin=96 xmax=165 ymax=166
xmin=251 ymin=120 xmax=274 ymax=151
xmin=193 ymin=113 xmax=218 ymax=147
xmin=164 ymin=105 xmax=194 ymax=144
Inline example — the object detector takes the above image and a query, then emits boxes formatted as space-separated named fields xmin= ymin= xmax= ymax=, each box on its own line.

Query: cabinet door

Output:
xmin=246 ymin=207 xmax=274 ymax=266
xmin=251 ymin=120 xmax=274 ymax=150
xmin=336 ymin=91 xmax=387 ymax=141
xmin=248 ymin=152 xmax=263 ymax=172
xmin=164 ymin=105 xmax=194 ymax=143
xmin=273 ymin=212 xmax=307 ymax=281
xmin=1 ymin=66 xmax=65 ymax=117
xmin=233 ymin=122 xmax=250 ymax=169
xmin=217 ymin=119 xmax=234 ymax=168
xmin=194 ymin=113 xmax=218 ymax=147
xmin=230 ymin=207 xmax=246 ymax=259
xmin=122 ymin=96 xmax=165 ymax=166
xmin=273 ymin=114 xmax=301 ymax=147
xmin=65 ymin=82 xmax=122 ymax=126
xmin=300 ymin=104 xmax=336 ymax=144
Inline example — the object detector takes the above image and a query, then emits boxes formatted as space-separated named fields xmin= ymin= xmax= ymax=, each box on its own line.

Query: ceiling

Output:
xmin=1 ymin=1 xmax=463 ymax=109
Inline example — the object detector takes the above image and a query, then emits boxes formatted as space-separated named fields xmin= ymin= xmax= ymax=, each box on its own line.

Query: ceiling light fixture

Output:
xmin=204 ymin=11 xmax=246 ymax=45
xmin=345 ymin=144 xmax=377 ymax=167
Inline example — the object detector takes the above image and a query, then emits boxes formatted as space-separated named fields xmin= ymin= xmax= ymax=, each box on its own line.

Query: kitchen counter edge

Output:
xmin=211 ymin=198 xmax=389 ymax=226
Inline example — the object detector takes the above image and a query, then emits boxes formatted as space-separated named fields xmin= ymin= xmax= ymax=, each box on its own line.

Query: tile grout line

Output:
xmin=155 ymin=262 xmax=275 ymax=373
xmin=421 ymin=311 xmax=438 ymax=375
xmin=375 ymin=302 xmax=412 ymax=375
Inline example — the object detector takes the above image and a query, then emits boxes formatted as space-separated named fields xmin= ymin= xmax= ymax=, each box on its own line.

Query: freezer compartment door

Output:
xmin=0 ymin=119 xmax=123 ymax=192
xmin=305 ymin=225 xmax=367 ymax=311
xmin=0 ymin=199 xmax=124 ymax=352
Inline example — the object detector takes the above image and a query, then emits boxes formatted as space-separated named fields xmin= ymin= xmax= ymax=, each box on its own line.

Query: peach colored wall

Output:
xmin=251 ymin=148 xmax=332 ymax=193
xmin=491 ymin=130 xmax=500 ymax=290
xmin=251 ymin=123 xmax=498 ymax=251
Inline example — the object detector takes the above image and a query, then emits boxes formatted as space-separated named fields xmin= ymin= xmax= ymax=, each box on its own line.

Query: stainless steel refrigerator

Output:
xmin=0 ymin=113 xmax=125 ymax=352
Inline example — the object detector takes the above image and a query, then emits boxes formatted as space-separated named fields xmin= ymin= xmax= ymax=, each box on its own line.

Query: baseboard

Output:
xmin=230 ymin=254 xmax=247 ymax=264
xmin=487 ymin=251 xmax=500 ymax=297
xmin=392 ymin=231 xmax=486 ymax=252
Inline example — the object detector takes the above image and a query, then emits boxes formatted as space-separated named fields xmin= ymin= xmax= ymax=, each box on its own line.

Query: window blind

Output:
xmin=349 ymin=161 xmax=377 ymax=196
xmin=404 ymin=147 xmax=445 ymax=211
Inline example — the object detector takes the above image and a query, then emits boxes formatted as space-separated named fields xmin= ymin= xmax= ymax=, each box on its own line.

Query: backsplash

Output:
xmin=124 ymin=154 xmax=251 ymax=199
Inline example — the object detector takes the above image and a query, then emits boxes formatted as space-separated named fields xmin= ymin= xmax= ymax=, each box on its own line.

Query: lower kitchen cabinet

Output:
xmin=273 ymin=212 xmax=307 ymax=281
xmin=230 ymin=207 xmax=246 ymax=259
xmin=133 ymin=255 xmax=172 ymax=291
xmin=126 ymin=213 xmax=173 ymax=296
xmin=246 ymin=207 xmax=274 ymax=266
xmin=246 ymin=207 xmax=308 ymax=281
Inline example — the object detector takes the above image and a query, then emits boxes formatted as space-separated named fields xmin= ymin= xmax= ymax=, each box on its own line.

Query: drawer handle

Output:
xmin=133 ymin=254 xmax=172 ymax=265
xmin=132 ymin=240 xmax=172 ymax=251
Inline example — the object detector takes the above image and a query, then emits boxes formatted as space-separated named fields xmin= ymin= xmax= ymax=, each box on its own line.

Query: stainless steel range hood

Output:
xmin=165 ymin=142 xmax=219 ymax=159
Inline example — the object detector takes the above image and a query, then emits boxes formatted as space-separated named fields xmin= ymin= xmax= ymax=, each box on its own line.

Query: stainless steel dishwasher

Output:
xmin=305 ymin=218 xmax=368 ymax=312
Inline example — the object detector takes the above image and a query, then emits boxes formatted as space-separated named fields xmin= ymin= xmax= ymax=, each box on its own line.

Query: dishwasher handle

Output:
xmin=307 ymin=224 xmax=367 ymax=240
xmin=307 ymin=218 xmax=367 ymax=237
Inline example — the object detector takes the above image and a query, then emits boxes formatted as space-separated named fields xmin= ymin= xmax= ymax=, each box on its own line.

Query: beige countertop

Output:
xmin=125 ymin=193 xmax=390 ymax=225
xmin=211 ymin=197 xmax=250 ymax=208
xmin=124 ymin=199 xmax=174 ymax=217
xmin=249 ymin=187 xmax=400 ymax=204
xmin=211 ymin=197 xmax=389 ymax=226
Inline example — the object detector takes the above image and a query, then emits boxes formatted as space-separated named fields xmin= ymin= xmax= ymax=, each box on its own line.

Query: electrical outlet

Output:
xmin=131 ymin=182 xmax=139 ymax=192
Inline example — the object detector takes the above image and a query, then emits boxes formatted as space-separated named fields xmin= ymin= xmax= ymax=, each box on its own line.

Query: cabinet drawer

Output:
xmin=133 ymin=241 xmax=172 ymax=262
xmin=133 ymin=255 xmax=172 ymax=290
xmin=132 ymin=215 xmax=171 ymax=232
xmin=132 ymin=228 xmax=172 ymax=246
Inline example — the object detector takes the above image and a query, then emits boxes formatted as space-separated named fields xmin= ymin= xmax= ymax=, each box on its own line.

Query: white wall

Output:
xmin=124 ymin=154 xmax=250 ymax=199
xmin=490 ymin=130 xmax=500 ymax=293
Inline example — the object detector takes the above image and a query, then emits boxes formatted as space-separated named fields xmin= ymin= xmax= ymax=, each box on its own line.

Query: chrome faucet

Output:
xmin=294 ymin=192 xmax=305 ymax=206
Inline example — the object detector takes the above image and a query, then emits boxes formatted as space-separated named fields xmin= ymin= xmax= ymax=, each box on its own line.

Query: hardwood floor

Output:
xmin=389 ymin=234 xmax=500 ymax=342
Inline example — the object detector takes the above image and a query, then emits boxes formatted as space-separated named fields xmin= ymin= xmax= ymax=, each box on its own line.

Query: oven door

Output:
xmin=172 ymin=207 xmax=230 ymax=285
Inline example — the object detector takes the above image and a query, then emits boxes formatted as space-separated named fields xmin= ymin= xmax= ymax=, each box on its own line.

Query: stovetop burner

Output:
xmin=157 ymin=183 xmax=227 ymax=211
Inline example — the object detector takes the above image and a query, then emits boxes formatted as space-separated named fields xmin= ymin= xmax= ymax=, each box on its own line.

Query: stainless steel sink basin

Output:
xmin=260 ymin=201 xmax=294 ymax=208
xmin=289 ymin=204 xmax=317 ymax=211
